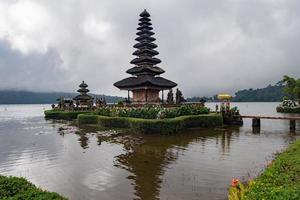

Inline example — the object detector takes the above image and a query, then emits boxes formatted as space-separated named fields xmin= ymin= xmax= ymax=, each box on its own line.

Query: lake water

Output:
xmin=0 ymin=103 xmax=299 ymax=200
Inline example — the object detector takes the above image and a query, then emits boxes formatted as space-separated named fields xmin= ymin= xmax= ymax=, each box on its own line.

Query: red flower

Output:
xmin=231 ymin=178 xmax=239 ymax=187
xmin=267 ymin=161 xmax=272 ymax=167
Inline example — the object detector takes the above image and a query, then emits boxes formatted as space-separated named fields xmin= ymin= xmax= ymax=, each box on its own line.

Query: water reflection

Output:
xmin=66 ymin=126 xmax=250 ymax=200
xmin=252 ymin=127 xmax=261 ymax=134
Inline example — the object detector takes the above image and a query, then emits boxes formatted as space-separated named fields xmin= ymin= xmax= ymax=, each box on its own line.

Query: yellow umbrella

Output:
xmin=217 ymin=93 xmax=232 ymax=100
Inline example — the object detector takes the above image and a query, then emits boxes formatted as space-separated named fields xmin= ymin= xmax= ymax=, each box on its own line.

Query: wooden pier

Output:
xmin=239 ymin=115 xmax=300 ymax=130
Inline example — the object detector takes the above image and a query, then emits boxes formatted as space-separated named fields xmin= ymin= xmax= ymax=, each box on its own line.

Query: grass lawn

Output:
xmin=229 ymin=139 xmax=300 ymax=200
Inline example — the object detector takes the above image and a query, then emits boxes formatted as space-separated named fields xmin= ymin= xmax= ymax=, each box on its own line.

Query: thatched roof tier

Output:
xmin=77 ymin=88 xmax=89 ymax=93
xmin=139 ymin=9 xmax=150 ymax=17
xmin=73 ymin=95 xmax=93 ymax=101
xmin=137 ymin=25 xmax=153 ymax=31
xmin=126 ymin=66 xmax=165 ymax=75
xmin=136 ymin=30 xmax=154 ymax=36
xmin=138 ymin=21 xmax=152 ymax=26
xmin=133 ymin=42 xmax=157 ymax=49
xmin=130 ymin=56 xmax=161 ymax=65
xmin=132 ymin=49 xmax=158 ymax=56
xmin=79 ymin=81 xmax=88 ymax=88
xmin=139 ymin=17 xmax=151 ymax=22
xmin=135 ymin=35 xmax=156 ymax=42
xmin=114 ymin=75 xmax=177 ymax=90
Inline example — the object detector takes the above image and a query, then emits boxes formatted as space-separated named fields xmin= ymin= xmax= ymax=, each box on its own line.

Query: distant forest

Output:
xmin=0 ymin=91 xmax=123 ymax=104
xmin=0 ymin=84 xmax=285 ymax=104
xmin=233 ymin=84 xmax=285 ymax=102
xmin=187 ymin=84 xmax=285 ymax=102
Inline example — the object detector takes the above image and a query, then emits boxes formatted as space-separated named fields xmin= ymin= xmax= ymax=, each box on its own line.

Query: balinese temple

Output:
xmin=114 ymin=9 xmax=177 ymax=104
xmin=73 ymin=81 xmax=93 ymax=107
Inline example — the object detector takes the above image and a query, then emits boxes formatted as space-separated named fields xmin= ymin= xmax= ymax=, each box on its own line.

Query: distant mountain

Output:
xmin=0 ymin=90 xmax=124 ymax=104
xmin=233 ymin=84 xmax=285 ymax=102
xmin=186 ymin=84 xmax=285 ymax=102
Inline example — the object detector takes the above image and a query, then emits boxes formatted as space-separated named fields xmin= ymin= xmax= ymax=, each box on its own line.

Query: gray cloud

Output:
xmin=0 ymin=0 xmax=299 ymax=97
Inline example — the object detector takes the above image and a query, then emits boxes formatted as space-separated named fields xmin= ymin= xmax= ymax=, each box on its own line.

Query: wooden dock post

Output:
xmin=252 ymin=118 xmax=261 ymax=127
xmin=290 ymin=120 xmax=296 ymax=130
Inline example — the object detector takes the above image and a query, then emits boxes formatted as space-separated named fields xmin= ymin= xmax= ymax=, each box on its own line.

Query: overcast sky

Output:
xmin=0 ymin=0 xmax=299 ymax=97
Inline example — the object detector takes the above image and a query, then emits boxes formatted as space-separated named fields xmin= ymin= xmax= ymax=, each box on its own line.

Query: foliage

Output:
xmin=282 ymin=75 xmax=300 ymax=104
xmin=95 ymin=105 xmax=210 ymax=120
xmin=44 ymin=110 xmax=91 ymax=120
xmin=167 ymin=89 xmax=174 ymax=104
xmin=175 ymin=88 xmax=185 ymax=104
xmin=230 ymin=139 xmax=300 ymax=200
xmin=228 ymin=180 xmax=255 ymax=200
xmin=233 ymin=84 xmax=285 ymax=102
xmin=276 ymin=106 xmax=300 ymax=113
xmin=0 ymin=175 xmax=67 ymax=199
xmin=77 ymin=115 xmax=98 ymax=124
xmin=78 ymin=113 xmax=223 ymax=134
xmin=186 ymin=96 xmax=214 ymax=102
xmin=117 ymin=101 xmax=124 ymax=107
xmin=0 ymin=90 xmax=123 ymax=104
xmin=281 ymin=99 xmax=297 ymax=108
xmin=95 ymin=107 xmax=111 ymax=116
xmin=115 ymin=106 xmax=162 ymax=119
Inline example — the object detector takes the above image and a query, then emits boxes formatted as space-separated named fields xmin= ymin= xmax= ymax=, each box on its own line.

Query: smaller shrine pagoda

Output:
xmin=73 ymin=81 xmax=93 ymax=108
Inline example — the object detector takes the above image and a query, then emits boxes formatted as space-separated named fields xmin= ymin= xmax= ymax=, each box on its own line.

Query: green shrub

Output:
xmin=78 ymin=113 xmax=222 ymax=134
xmin=97 ymin=116 xmax=130 ymax=128
xmin=44 ymin=110 xmax=90 ymax=120
xmin=0 ymin=175 xmax=67 ymax=199
xmin=276 ymin=106 xmax=300 ymax=113
xmin=95 ymin=107 xmax=111 ymax=116
xmin=103 ymin=105 xmax=210 ymax=119
xmin=78 ymin=115 xmax=98 ymax=124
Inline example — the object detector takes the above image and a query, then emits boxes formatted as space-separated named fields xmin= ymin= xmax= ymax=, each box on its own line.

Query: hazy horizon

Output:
xmin=0 ymin=0 xmax=299 ymax=97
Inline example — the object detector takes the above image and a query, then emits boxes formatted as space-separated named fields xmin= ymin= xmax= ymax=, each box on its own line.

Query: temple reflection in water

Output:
xmin=67 ymin=126 xmax=239 ymax=200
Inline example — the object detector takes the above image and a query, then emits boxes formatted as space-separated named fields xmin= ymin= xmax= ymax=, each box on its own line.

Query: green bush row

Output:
xmin=78 ymin=113 xmax=223 ymax=134
xmin=276 ymin=106 xmax=300 ymax=113
xmin=44 ymin=110 xmax=91 ymax=120
xmin=0 ymin=175 xmax=67 ymax=199
xmin=94 ymin=105 xmax=210 ymax=119
xmin=243 ymin=139 xmax=300 ymax=200
xmin=45 ymin=105 xmax=211 ymax=120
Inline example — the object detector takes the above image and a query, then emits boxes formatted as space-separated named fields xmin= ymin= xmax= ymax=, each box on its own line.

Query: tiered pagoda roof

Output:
xmin=114 ymin=9 xmax=177 ymax=90
xmin=74 ymin=81 xmax=93 ymax=101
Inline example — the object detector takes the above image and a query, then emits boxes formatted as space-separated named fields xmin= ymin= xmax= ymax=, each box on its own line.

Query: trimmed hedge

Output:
xmin=44 ymin=110 xmax=91 ymax=120
xmin=276 ymin=106 xmax=300 ymax=113
xmin=78 ymin=113 xmax=223 ymax=134
xmin=0 ymin=175 xmax=67 ymax=199
xmin=88 ymin=105 xmax=210 ymax=119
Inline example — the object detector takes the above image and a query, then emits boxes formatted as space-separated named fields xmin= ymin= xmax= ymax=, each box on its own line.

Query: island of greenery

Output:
xmin=276 ymin=75 xmax=300 ymax=113
xmin=45 ymin=105 xmax=224 ymax=134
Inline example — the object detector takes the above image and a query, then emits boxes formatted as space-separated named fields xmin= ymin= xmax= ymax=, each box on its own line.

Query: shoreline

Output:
xmin=229 ymin=139 xmax=300 ymax=200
